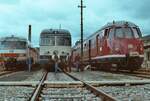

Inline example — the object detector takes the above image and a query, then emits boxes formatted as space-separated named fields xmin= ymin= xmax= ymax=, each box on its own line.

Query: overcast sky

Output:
xmin=0 ymin=0 xmax=150 ymax=47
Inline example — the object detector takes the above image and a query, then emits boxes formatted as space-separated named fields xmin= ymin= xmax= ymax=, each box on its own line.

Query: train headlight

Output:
xmin=140 ymin=46 xmax=143 ymax=52
xmin=99 ymin=47 xmax=102 ymax=52
xmin=115 ymin=47 xmax=119 ymax=51
xmin=128 ymin=44 xmax=133 ymax=49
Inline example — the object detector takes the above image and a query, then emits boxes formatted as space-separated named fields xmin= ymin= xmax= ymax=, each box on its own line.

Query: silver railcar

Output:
xmin=39 ymin=29 xmax=71 ymax=64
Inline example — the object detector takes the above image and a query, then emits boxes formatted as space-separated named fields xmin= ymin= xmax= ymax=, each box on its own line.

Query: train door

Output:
xmin=88 ymin=40 xmax=91 ymax=63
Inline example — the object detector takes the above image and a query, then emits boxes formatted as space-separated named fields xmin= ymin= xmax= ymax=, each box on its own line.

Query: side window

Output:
xmin=132 ymin=28 xmax=139 ymax=38
xmin=96 ymin=34 xmax=99 ymax=53
xmin=132 ymin=27 xmax=142 ymax=38
xmin=84 ymin=43 xmax=86 ymax=47
xmin=101 ymin=30 xmax=105 ymax=38
xmin=84 ymin=43 xmax=87 ymax=50
xmin=137 ymin=28 xmax=142 ymax=37
xmin=96 ymin=34 xmax=99 ymax=46
xmin=109 ymin=28 xmax=115 ymax=39
xmin=91 ymin=39 xmax=95 ymax=48
xmin=104 ymin=29 xmax=109 ymax=37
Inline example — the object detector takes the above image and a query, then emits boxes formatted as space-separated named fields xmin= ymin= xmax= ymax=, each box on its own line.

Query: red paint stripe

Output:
xmin=0 ymin=53 xmax=19 ymax=57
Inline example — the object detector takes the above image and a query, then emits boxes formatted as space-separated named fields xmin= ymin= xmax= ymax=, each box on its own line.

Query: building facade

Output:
xmin=142 ymin=35 xmax=150 ymax=68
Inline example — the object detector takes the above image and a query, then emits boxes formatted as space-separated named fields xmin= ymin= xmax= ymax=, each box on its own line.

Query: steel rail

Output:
xmin=103 ymin=70 xmax=150 ymax=79
xmin=0 ymin=70 xmax=18 ymax=76
xmin=65 ymin=72 xmax=117 ymax=101
xmin=116 ymin=71 xmax=150 ymax=79
xmin=119 ymin=69 xmax=150 ymax=75
xmin=0 ymin=81 xmax=39 ymax=86
xmin=29 ymin=71 xmax=47 ymax=101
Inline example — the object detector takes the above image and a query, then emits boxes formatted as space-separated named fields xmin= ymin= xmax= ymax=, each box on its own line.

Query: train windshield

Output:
xmin=0 ymin=41 xmax=27 ymax=49
xmin=56 ymin=36 xmax=71 ymax=46
xmin=115 ymin=27 xmax=140 ymax=38
xmin=132 ymin=27 xmax=141 ymax=38
xmin=40 ymin=37 xmax=55 ymax=46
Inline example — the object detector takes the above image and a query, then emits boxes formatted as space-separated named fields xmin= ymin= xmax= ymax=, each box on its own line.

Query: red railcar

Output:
xmin=72 ymin=21 xmax=144 ymax=71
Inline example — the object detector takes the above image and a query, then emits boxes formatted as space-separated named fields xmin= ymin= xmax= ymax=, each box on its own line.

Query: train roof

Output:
xmin=0 ymin=35 xmax=27 ymax=42
xmin=85 ymin=21 xmax=139 ymax=41
xmin=101 ymin=21 xmax=138 ymax=30
xmin=40 ymin=29 xmax=71 ymax=36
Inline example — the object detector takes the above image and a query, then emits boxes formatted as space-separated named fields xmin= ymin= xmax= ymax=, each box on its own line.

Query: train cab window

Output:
xmin=115 ymin=27 xmax=124 ymax=38
xmin=123 ymin=27 xmax=133 ymax=38
xmin=49 ymin=38 xmax=55 ymax=46
xmin=0 ymin=41 xmax=26 ymax=49
xmin=115 ymin=27 xmax=133 ymax=38
xmin=56 ymin=36 xmax=71 ymax=46
xmin=132 ymin=28 xmax=140 ymax=38
xmin=64 ymin=37 xmax=71 ymax=46
xmin=40 ymin=37 xmax=55 ymax=46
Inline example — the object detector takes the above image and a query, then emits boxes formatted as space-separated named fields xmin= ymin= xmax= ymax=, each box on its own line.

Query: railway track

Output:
xmin=0 ymin=70 xmax=17 ymax=76
xmin=0 ymin=69 xmax=45 ymax=100
xmin=30 ymin=71 xmax=47 ymax=101
xmin=0 ymin=70 xmax=44 ymax=81
xmin=28 ymin=70 xmax=150 ymax=101
xmin=1 ymin=69 xmax=150 ymax=101
xmin=112 ymin=69 xmax=150 ymax=79
xmin=99 ymin=68 xmax=150 ymax=79
xmin=67 ymin=70 xmax=150 ymax=101
xmin=29 ymin=72 xmax=117 ymax=101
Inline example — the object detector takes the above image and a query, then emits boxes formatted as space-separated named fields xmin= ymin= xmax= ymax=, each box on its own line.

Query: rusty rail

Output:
xmin=30 ymin=71 xmax=47 ymax=101
xmin=0 ymin=71 xmax=17 ymax=76
xmin=65 ymin=72 xmax=117 ymax=101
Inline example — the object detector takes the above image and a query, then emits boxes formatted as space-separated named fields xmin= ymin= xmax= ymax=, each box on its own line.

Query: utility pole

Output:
xmin=78 ymin=0 xmax=86 ymax=70
xmin=28 ymin=25 xmax=32 ymax=72
xmin=28 ymin=25 xmax=31 ymax=42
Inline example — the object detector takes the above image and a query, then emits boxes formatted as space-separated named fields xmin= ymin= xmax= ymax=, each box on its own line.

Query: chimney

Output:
xmin=28 ymin=25 xmax=31 ymax=42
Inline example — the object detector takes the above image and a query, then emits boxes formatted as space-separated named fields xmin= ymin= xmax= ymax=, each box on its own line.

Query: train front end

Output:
xmin=0 ymin=36 xmax=28 ymax=69
xmin=39 ymin=29 xmax=72 ymax=71
xmin=108 ymin=22 xmax=144 ymax=70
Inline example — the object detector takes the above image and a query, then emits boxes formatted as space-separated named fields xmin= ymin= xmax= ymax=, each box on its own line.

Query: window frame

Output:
xmin=114 ymin=27 xmax=134 ymax=39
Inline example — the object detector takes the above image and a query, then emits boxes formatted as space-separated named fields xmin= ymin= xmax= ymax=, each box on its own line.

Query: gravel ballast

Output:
xmin=70 ymin=71 xmax=147 ymax=81
xmin=46 ymin=73 xmax=74 ymax=81
xmin=0 ymin=86 xmax=34 ymax=101
xmin=41 ymin=87 xmax=101 ymax=101
xmin=97 ymin=84 xmax=150 ymax=101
